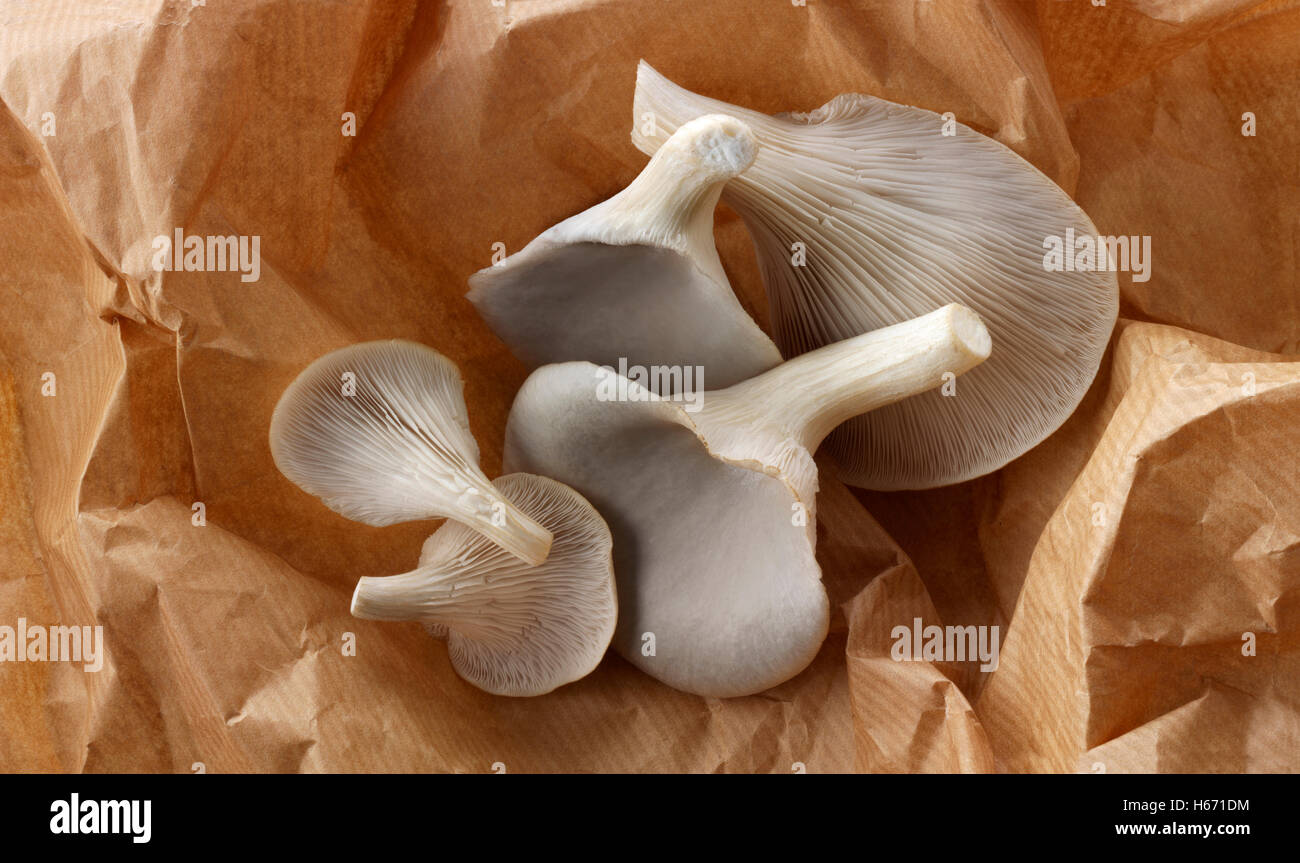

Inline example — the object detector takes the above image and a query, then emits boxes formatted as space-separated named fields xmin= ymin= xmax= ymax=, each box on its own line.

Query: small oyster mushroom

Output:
xmin=504 ymin=304 xmax=991 ymax=697
xmin=270 ymin=340 xmax=553 ymax=566
xmin=468 ymin=114 xmax=782 ymax=393
xmin=630 ymin=62 xmax=1118 ymax=489
xmin=351 ymin=473 xmax=617 ymax=697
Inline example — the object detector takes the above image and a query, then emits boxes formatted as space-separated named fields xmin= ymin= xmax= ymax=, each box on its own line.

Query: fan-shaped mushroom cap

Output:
xmin=468 ymin=114 xmax=782 ymax=393
xmin=505 ymin=305 xmax=990 ymax=697
xmin=351 ymin=473 xmax=616 ymax=697
xmin=631 ymin=61 xmax=1118 ymax=489
xmin=270 ymin=340 xmax=552 ymax=566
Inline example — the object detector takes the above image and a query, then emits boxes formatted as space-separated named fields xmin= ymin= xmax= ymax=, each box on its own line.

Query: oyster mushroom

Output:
xmin=630 ymin=62 xmax=1118 ymax=489
xmin=504 ymin=304 xmax=991 ymax=697
xmin=270 ymin=340 xmax=552 ymax=566
xmin=468 ymin=114 xmax=782 ymax=393
xmin=351 ymin=473 xmax=617 ymax=697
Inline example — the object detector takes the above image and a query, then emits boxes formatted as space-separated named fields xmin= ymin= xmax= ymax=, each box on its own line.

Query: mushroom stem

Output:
xmin=351 ymin=566 xmax=458 ymax=625
xmin=352 ymin=560 xmax=555 ymax=649
xmin=452 ymin=478 xmax=554 ymax=568
xmin=701 ymin=304 xmax=992 ymax=454
xmin=351 ymin=563 xmax=501 ymax=638
xmin=607 ymin=114 xmax=757 ymax=248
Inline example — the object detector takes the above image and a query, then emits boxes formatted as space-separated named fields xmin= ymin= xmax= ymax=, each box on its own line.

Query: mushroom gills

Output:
xmin=351 ymin=473 xmax=617 ymax=697
xmin=630 ymin=61 xmax=1118 ymax=489
xmin=270 ymin=340 xmax=553 ymax=565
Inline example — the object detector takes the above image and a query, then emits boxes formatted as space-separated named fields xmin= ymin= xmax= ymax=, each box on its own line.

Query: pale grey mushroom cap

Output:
xmin=468 ymin=114 xmax=783 ymax=393
xmin=351 ymin=473 xmax=617 ymax=697
xmin=631 ymin=61 xmax=1119 ymax=490
xmin=269 ymin=340 xmax=553 ymax=565
xmin=503 ymin=361 xmax=829 ymax=698
xmin=503 ymin=306 xmax=991 ymax=697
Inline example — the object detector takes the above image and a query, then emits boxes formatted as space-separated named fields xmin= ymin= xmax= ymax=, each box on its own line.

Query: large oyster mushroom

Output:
xmin=504 ymin=305 xmax=991 ymax=697
xmin=630 ymin=62 xmax=1119 ymax=489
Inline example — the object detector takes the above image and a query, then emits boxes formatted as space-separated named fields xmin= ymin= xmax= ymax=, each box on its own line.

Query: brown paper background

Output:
xmin=1 ymin=0 xmax=1296 ymax=773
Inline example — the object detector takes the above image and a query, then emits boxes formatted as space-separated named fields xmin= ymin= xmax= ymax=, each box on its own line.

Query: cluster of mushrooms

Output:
xmin=270 ymin=64 xmax=1118 ymax=699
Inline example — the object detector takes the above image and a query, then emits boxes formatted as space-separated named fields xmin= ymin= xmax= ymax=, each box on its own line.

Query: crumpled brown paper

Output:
xmin=1 ymin=0 xmax=1296 ymax=773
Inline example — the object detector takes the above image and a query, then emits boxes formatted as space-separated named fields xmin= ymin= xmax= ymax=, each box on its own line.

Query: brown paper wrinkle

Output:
xmin=979 ymin=323 xmax=1300 ymax=772
xmin=0 ymin=133 xmax=143 ymax=773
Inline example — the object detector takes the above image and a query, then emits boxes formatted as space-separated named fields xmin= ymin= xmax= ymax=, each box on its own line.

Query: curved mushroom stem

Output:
xmin=688 ymin=305 xmax=991 ymax=494
xmin=352 ymin=564 xmax=498 ymax=639
xmin=599 ymin=114 xmax=757 ymax=249
xmin=353 ymin=559 xmax=549 ymax=650
xmin=351 ymin=568 xmax=447 ymax=624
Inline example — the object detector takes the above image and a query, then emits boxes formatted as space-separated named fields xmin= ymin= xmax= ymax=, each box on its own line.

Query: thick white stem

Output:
xmin=351 ymin=568 xmax=448 ymax=623
xmin=734 ymin=304 xmax=991 ymax=452
xmin=352 ymin=563 xmax=500 ymax=636
xmin=351 ymin=561 xmax=536 ymax=647
xmin=603 ymin=113 xmax=756 ymax=249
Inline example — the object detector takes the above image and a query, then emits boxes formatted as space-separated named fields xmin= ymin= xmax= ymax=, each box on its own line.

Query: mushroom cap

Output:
xmin=269 ymin=340 xmax=552 ymax=564
xmin=468 ymin=114 xmax=782 ymax=392
xmin=353 ymin=473 xmax=617 ymax=697
xmin=503 ymin=362 xmax=829 ymax=698
xmin=631 ymin=61 xmax=1119 ymax=489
